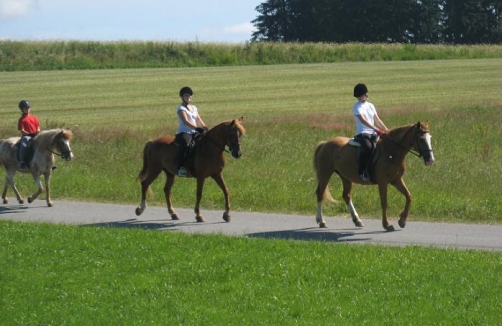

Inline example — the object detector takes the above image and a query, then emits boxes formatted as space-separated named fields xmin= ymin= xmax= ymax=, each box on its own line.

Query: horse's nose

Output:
xmin=425 ymin=155 xmax=435 ymax=166
xmin=232 ymin=148 xmax=242 ymax=158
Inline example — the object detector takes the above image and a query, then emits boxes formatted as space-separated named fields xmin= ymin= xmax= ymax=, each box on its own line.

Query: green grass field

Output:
xmin=1 ymin=221 xmax=500 ymax=325
xmin=1 ymin=51 xmax=502 ymax=325
xmin=1 ymin=59 xmax=501 ymax=224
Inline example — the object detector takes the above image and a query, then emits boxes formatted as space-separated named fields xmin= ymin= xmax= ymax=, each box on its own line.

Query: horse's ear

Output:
xmin=238 ymin=116 xmax=244 ymax=124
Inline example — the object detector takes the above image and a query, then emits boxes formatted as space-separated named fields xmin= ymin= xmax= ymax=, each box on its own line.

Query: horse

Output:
xmin=135 ymin=117 xmax=245 ymax=222
xmin=0 ymin=129 xmax=74 ymax=207
xmin=314 ymin=121 xmax=434 ymax=231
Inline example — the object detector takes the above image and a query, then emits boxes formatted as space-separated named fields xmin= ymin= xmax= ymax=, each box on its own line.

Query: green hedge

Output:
xmin=2 ymin=40 xmax=502 ymax=71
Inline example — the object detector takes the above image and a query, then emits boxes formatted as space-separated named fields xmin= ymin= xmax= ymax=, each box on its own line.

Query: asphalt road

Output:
xmin=1 ymin=200 xmax=501 ymax=252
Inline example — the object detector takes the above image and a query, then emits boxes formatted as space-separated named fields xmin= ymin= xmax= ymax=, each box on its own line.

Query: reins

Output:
xmin=201 ymin=132 xmax=230 ymax=154
xmin=382 ymin=127 xmax=423 ymax=158
xmin=47 ymin=149 xmax=63 ymax=157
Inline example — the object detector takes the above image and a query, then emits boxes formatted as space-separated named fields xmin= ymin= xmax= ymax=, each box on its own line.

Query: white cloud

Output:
xmin=223 ymin=22 xmax=255 ymax=35
xmin=0 ymin=0 xmax=37 ymax=20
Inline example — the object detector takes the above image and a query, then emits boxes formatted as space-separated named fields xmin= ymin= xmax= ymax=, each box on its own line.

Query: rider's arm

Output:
xmin=177 ymin=110 xmax=198 ymax=130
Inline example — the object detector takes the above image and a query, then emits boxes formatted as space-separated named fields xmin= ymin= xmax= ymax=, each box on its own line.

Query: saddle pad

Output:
xmin=348 ymin=138 xmax=361 ymax=147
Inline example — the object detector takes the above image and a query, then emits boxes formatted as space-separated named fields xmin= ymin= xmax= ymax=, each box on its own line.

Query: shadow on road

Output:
xmin=247 ymin=227 xmax=389 ymax=243
xmin=0 ymin=205 xmax=28 ymax=215
xmin=82 ymin=219 xmax=213 ymax=231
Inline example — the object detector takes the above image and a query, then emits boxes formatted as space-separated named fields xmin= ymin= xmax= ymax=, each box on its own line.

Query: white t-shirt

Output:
xmin=353 ymin=100 xmax=377 ymax=135
xmin=176 ymin=104 xmax=199 ymax=134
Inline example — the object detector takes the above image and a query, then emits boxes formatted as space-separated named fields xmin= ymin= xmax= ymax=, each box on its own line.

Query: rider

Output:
xmin=17 ymin=100 xmax=41 ymax=170
xmin=175 ymin=86 xmax=207 ymax=177
xmin=353 ymin=83 xmax=389 ymax=181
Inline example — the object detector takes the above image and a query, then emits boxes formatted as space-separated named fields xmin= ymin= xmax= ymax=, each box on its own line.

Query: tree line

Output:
xmin=251 ymin=0 xmax=502 ymax=44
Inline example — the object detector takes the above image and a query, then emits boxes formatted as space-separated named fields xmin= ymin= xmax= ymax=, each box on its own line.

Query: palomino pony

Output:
xmin=314 ymin=122 xmax=434 ymax=231
xmin=0 ymin=129 xmax=74 ymax=207
xmin=135 ymin=117 xmax=245 ymax=222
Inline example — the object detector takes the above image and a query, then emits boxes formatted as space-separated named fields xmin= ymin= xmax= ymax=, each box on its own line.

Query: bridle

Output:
xmin=384 ymin=125 xmax=432 ymax=159
xmin=203 ymin=125 xmax=241 ymax=155
xmin=48 ymin=135 xmax=73 ymax=160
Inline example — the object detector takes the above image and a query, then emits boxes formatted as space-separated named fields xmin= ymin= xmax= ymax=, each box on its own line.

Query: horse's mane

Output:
xmin=212 ymin=119 xmax=246 ymax=135
xmin=381 ymin=122 xmax=428 ymax=142
xmin=32 ymin=129 xmax=73 ymax=149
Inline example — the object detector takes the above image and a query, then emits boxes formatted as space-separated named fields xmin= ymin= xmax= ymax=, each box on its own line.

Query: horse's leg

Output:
xmin=27 ymin=174 xmax=44 ymax=204
xmin=164 ymin=172 xmax=179 ymax=220
xmin=390 ymin=177 xmax=412 ymax=228
xmin=315 ymin=174 xmax=331 ymax=228
xmin=377 ymin=183 xmax=394 ymax=231
xmin=341 ymin=177 xmax=364 ymax=227
xmin=3 ymin=171 xmax=24 ymax=204
xmin=194 ymin=177 xmax=206 ymax=222
xmin=135 ymin=167 xmax=163 ymax=217
xmin=1 ymin=182 xmax=7 ymax=204
xmin=43 ymin=172 xmax=53 ymax=207
xmin=211 ymin=173 xmax=230 ymax=222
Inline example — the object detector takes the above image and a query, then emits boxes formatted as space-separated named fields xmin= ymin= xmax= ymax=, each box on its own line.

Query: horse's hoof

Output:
xmin=319 ymin=222 xmax=328 ymax=228
xmin=223 ymin=213 xmax=230 ymax=223
xmin=385 ymin=225 xmax=396 ymax=232
xmin=3 ymin=199 xmax=8 ymax=204
xmin=135 ymin=207 xmax=143 ymax=216
xmin=354 ymin=221 xmax=364 ymax=228
xmin=18 ymin=199 xmax=24 ymax=204
xmin=47 ymin=202 xmax=53 ymax=207
xmin=196 ymin=216 xmax=205 ymax=223
xmin=28 ymin=197 xmax=33 ymax=204
xmin=171 ymin=213 xmax=179 ymax=220
xmin=398 ymin=220 xmax=406 ymax=228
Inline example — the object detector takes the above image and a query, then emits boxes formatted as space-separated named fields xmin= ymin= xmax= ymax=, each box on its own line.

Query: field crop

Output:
xmin=1 ymin=59 xmax=501 ymax=224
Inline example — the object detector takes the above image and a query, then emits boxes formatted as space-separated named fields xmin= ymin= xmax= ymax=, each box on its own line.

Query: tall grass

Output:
xmin=1 ymin=59 xmax=501 ymax=224
xmin=2 ymin=40 xmax=502 ymax=71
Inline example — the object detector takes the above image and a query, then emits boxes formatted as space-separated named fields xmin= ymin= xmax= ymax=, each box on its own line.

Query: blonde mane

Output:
xmin=32 ymin=129 xmax=73 ymax=150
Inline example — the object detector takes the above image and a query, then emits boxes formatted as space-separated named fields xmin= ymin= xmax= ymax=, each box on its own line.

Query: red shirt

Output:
xmin=18 ymin=114 xmax=40 ymax=134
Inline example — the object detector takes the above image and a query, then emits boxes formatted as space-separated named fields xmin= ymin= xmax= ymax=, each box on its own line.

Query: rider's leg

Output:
xmin=17 ymin=136 xmax=30 ymax=169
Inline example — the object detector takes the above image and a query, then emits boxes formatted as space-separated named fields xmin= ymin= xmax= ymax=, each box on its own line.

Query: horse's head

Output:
xmin=226 ymin=117 xmax=245 ymax=158
xmin=412 ymin=122 xmax=435 ymax=166
xmin=55 ymin=129 xmax=74 ymax=161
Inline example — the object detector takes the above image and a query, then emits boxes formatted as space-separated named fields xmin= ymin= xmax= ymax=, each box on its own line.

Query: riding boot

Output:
xmin=17 ymin=140 xmax=28 ymax=170
xmin=358 ymin=149 xmax=370 ymax=181
xmin=177 ymin=143 xmax=187 ymax=177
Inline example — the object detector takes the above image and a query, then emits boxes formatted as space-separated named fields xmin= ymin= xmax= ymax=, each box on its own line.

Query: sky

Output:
xmin=0 ymin=0 xmax=260 ymax=43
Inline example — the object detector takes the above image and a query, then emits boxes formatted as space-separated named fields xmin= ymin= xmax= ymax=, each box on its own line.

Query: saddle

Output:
xmin=174 ymin=133 xmax=205 ymax=176
xmin=16 ymin=139 xmax=35 ymax=166
xmin=349 ymin=137 xmax=380 ymax=183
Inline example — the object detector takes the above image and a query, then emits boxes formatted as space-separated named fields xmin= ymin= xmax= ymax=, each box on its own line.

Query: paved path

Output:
xmin=1 ymin=200 xmax=501 ymax=252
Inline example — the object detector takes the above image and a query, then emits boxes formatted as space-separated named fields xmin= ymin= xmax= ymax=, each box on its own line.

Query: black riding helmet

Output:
xmin=179 ymin=86 xmax=193 ymax=97
xmin=353 ymin=83 xmax=368 ymax=97
xmin=19 ymin=100 xmax=31 ymax=110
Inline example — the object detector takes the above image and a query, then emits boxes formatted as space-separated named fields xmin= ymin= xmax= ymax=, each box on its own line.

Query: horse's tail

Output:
xmin=313 ymin=141 xmax=337 ymax=204
xmin=137 ymin=140 xmax=152 ymax=183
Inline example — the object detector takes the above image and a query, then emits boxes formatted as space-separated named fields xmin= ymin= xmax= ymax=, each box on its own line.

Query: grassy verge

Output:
xmin=1 ymin=59 xmax=501 ymax=224
xmin=1 ymin=221 xmax=500 ymax=325
xmin=2 ymin=41 xmax=502 ymax=71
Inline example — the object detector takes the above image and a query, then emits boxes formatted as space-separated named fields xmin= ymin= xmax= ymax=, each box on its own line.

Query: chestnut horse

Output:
xmin=314 ymin=122 xmax=434 ymax=231
xmin=135 ymin=118 xmax=245 ymax=222
xmin=0 ymin=129 xmax=74 ymax=207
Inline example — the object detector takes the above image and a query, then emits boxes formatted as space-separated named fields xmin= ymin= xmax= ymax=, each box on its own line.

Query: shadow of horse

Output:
xmin=246 ymin=228 xmax=390 ymax=243
xmin=0 ymin=205 xmax=28 ymax=215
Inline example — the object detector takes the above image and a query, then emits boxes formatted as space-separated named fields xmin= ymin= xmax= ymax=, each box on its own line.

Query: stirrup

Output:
xmin=359 ymin=171 xmax=369 ymax=181
xmin=18 ymin=162 xmax=28 ymax=170
xmin=177 ymin=167 xmax=187 ymax=177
